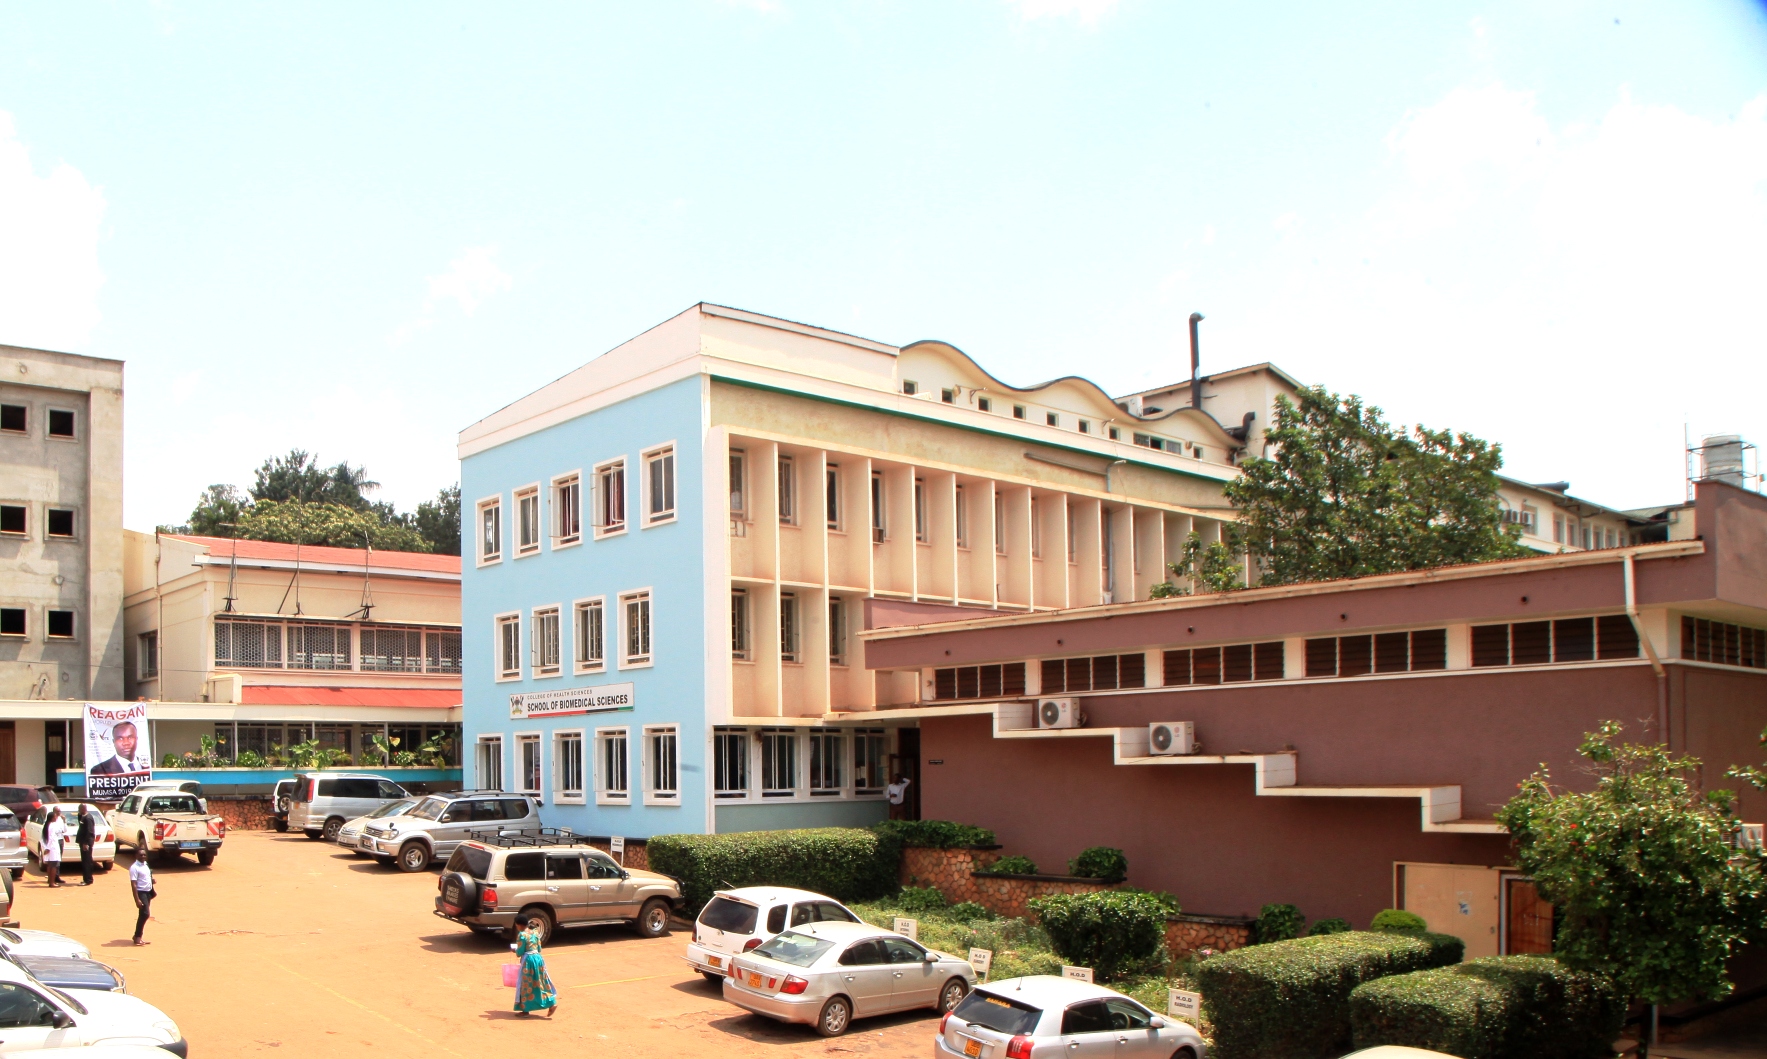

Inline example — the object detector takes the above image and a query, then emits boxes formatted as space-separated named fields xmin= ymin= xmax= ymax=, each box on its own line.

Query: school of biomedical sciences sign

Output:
xmin=509 ymin=683 xmax=635 ymax=719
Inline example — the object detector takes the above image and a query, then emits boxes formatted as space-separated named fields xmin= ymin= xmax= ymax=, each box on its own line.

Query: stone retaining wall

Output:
xmin=210 ymin=796 xmax=275 ymax=831
xmin=1165 ymin=913 xmax=1254 ymax=956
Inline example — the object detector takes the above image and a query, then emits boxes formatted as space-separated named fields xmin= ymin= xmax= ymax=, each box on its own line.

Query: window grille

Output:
xmin=557 ymin=733 xmax=584 ymax=799
xmin=809 ymin=730 xmax=843 ymax=795
xmin=826 ymin=465 xmax=841 ymax=530
xmin=215 ymin=620 xmax=282 ymax=668
xmin=599 ymin=731 xmax=628 ymax=798
xmin=1472 ymin=617 xmax=1640 ymax=667
xmin=714 ymin=728 xmax=749 ymax=798
xmin=517 ymin=735 xmax=541 ymax=793
xmin=554 ymin=476 xmax=581 ymax=543
xmin=1304 ymin=631 xmax=1444 ymax=677
xmin=731 ymin=591 xmax=750 ymax=660
xmin=477 ymin=737 xmax=504 ymax=791
xmin=647 ymin=727 xmax=679 ymax=799
xmin=532 ymin=608 xmax=561 ymax=674
xmin=622 ymin=592 xmax=651 ymax=664
xmin=932 ymin=662 xmax=1027 ymax=700
xmin=828 ymin=598 xmax=846 ymax=666
xmin=646 ymin=448 xmax=675 ymax=524
xmin=1040 ymin=653 xmax=1146 ymax=694
xmin=729 ymin=451 xmax=747 ymax=519
xmin=361 ymin=627 xmax=423 ymax=672
xmin=761 ymin=730 xmax=797 ymax=796
xmin=575 ymin=600 xmax=604 ymax=670
xmin=779 ymin=593 xmax=799 ymax=663
xmin=852 ymin=731 xmax=887 ymax=792
xmin=1167 ymin=643 xmax=1284 ymax=684
xmin=425 ymin=630 xmax=463 ymax=674
xmin=286 ymin=623 xmax=351 ymax=670
xmin=778 ymin=456 xmax=796 ymax=524
xmin=498 ymin=616 xmax=521 ymax=677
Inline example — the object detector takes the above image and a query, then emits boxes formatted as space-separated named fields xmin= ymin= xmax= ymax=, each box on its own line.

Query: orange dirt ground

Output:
xmin=14 ymin=829 xmax=937 ymax=1057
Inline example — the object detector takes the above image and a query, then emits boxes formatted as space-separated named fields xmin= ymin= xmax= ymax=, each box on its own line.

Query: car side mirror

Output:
xmin=924 ymin=952 xmax=937 ymax=963
xmin=1148 ymin=1017 xmax=1166 ymax=1029
xmin=438 ymin=814 xmax=453 ymax=823
xmin=50 ymin=1011 xmax=72 ymax=1029
xmin=619 ymin=870 xmax=630 ymax=880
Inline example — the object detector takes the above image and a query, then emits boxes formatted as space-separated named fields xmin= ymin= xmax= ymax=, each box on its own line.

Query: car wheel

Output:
xmin=701 ymin=971 xmax=725 ymax=986
xmin=814 ymin=995 xmax=853 ymax=1038
xmin=98 ymin=862 xmax=112 ymax=872
xmin=302 ymin=829 xmax=323 ymax=841
xmin=320 ymin=818 xmax=344 ymax=842
xmin=271 ymin=819 xmax=288 ymax=833
xmin=395 ymin=842 xmax=430 ymax=873
xmin=634 ymin=899 xmax=671 ymax=939
xmin=518 ymin=906 xmax=555 ymax=944
xmin=197 ymin=851 xmax=216 ymax=866
xmin=938 ymin=978 xmax=969 ymax=1013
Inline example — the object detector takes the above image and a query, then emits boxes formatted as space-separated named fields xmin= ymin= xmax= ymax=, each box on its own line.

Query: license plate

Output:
xmin=179 ymin=842 xmax=203 ymax=849
xmin=748 ymin=973 xmax=762 ymax=988
xmin=964 ymin=1039 xmax=982 ymax=1058
xmin=358 ymin=836 xmax=373 ymax=849
xmin=708 ymin=956 xmax=722 ymax=968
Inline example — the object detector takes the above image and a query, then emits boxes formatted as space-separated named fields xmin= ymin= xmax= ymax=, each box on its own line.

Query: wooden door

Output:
xmin=0 ymin=723 xmax=15 ymax=784
xmin=1397 ymin=862 xmax=1502 ymax=958
xmin=1504 ymin=877 xmax=1554 ymax=954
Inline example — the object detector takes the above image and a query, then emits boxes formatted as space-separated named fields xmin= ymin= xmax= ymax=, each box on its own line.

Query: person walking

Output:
xmin=128 ymin=848 xmax=154 ymax=946
xmin=39 ymin=808 xmax=65 ymax=887
xmin=75 ymin=808 xmax=96 ymax=886
xmin=511 ymin=917 xmax=556 ymax=1017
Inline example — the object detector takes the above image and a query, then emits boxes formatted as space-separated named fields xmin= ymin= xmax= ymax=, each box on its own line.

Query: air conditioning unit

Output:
xmin=1737 ymin=823 xmax=1765 ymax=853
xmin=1148 ymin=721 xmax=1196 ymax=756
xmin=1036 ymin=698 xmax=1081 ymax=730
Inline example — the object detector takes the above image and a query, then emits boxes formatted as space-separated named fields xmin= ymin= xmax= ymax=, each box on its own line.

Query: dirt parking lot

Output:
xmin=13 ymin=830 xmax=938 ymax=1057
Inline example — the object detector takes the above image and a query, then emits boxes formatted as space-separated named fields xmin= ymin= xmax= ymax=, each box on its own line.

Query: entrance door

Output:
xmin=1504 ymin=877 xmax=1554 ymax=954
xmin=1396 ymin=862 xmax=1502 ymax=958
xmin=894 ymin=728 xmax=921 ymax=821
xmin=0 ymin=724 xmax=14 ymax=784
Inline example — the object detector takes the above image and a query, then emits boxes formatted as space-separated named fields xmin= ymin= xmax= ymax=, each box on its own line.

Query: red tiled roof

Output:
xmin=171 ymin=535 xmax=460 ymax=575
xmin=239 ymin=686 xmax=462 ymax=709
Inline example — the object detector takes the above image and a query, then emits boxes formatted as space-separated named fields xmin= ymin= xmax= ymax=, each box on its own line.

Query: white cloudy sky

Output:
xmin=1 ymin=1 xmax=1764 ymax=528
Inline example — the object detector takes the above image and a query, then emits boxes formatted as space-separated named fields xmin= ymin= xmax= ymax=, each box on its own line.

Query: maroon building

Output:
xmin=858 ymin=482 xmax=1767 ymax=959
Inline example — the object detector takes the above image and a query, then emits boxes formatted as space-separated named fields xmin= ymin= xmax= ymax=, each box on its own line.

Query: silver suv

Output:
xmin=361 ymin=790 xmax=541 ymax=872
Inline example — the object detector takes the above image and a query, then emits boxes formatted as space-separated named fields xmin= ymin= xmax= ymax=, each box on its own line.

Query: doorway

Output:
xmin=892 ymin=728 xmax=921 ymax=821
xmin=0 ymin=722 xmax=14 ymax=784
xmin=1502 ymin=876 xmax=1554 ymax=954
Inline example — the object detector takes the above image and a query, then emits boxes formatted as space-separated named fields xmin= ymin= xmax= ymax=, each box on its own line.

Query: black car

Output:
xmin=4 ymin=952 xmax=126 ymax=992
xmin=0 ymin=786 xmax=56 ymax=823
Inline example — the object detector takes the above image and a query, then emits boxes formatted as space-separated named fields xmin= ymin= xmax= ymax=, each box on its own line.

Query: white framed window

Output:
xmin=619 ymin=589 xmax=652 ymax=667
xmin=1078 ymin=419 xmax=1092 ymax=434
xmin=495 ymin=613 xmax=521 ymax=681
xmin=809 ymin=729 xmax=843 ymax=796
xmin=573 ymin=597 xmax=605 ymax=673
xmin=731 ymin=589 xmax=750 ymax=661
xmin=828 ymin=597 xmax=846 ymax=667
xmin=643 ymin=444 xmax=676 ymax=526
xmin=853 ymin=730 xmax=887 ymax=793
xmin=729 ymin=449 xmax=748 ymax=521
xmin=955 ymin=484 xmax=969 ymax=549
xmin=515 ymin=485 xmax=541 ymax=556
xmin=137 ymin=631 xmax=159 ymax=680
xmin=516 ymin=732 xmax=542 ymax=796
xmin=644 ymin=725 xmax=679 ymax=804
xmin=552 ymin=473 xmax=582 ymax=547
xmin=778 ymin=455 xmax=796 ymax=525
xmin=554 ymin=730 xmax=585 ymax=803
xmin=1045 ymin=411 xmax=1060 ymax=427
xmin=713 ymin=727 xmax=749 ymax=799
xmin=826 ymin=464 xmax=841 ymax=530
xmin=994 ymin=492 xmax=1007 ymax=556
xmin=594 ymin=458 xmax=627 ymax=537
xmin=760 ymin=729 xmax=797 ymax=797
xmin=978 ymin=396 xmax=992 ymax=412
xmin=779 ymin=592 xmax=800 ymax=663
xmin=476 ymin=496 xmax=502 ymax=565
xmin=914 ymin=478 xmax=929 ymax=543
xmin=596 ymin=727 xmax=629 ymax=804
xmin=476 ymin=735 xmax=504 ymax=791
xmin=531 ymin=606 xmax=561 ymax=677
xmin=870 ymin=471 xmax=886 ymax=543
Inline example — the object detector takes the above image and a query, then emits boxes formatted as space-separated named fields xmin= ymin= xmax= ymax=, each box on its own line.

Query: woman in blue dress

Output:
xmin=513 ymin=917 xmax=557 ymax=1017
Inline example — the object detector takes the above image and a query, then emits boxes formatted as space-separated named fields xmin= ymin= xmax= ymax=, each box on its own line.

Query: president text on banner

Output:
xmin=84 ymin=701 xmax=153 ymax=800
xmin=509 ymin=683 xmax=635 ymax=720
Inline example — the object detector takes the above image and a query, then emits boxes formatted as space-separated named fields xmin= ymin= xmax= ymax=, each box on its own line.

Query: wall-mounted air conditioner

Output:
xmin=1738 ymin=823 xmax=1765 ymax=852
xmin=1148 ymin=721 xmax=1196 ymax=756
xmin=1036 ymin=698 xmax=1081 ymax=730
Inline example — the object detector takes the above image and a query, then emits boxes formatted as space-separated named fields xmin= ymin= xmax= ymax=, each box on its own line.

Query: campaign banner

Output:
xmin=84 ymin=702 xmax=152 ymax=800
xmin=509 ymin=682 xmax=635 ymax=719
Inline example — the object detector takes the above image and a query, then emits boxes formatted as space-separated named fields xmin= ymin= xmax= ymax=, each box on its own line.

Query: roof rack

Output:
xmin=465 ymin=827 xmax=604 ymax=849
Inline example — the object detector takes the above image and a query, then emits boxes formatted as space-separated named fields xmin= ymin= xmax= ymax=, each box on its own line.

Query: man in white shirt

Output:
xmin=128 ymin=849 xmax=154 ymax=946
xmin=886 ymin=775 xmax=912 ymax=820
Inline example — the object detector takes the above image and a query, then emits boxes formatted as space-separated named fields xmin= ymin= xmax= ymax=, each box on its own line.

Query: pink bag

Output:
xmin=501 ymin=963 xmax=520 ymax=988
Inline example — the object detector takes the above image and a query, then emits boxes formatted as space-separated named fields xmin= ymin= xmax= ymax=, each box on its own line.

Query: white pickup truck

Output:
xmin=107 ymin=790 xmax=226 ymax=867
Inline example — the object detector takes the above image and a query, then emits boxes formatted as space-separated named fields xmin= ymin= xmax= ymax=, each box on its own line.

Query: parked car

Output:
xmin=126 ymin=780 xmax=205 ymax=812
xmin=685 ymin=886 xmax=862 ymax=984
xmin=3 ymin=952 xmax=126 ymax=993
xmin=336 ymin=798 xmax=418 ymax=855
xmin=0 ymin=806 xmax=26 ymax=879
xmin=270 ymin=778 xmax=298 ymax=832
xmin=0 ymin=957 xmax=185 ymax=1053
xmin=0 ymin=785 xmax=57 ymax=822
xmin=935 ymin=975 xmax=1207 ymax=1059
xmin=1341 ymin=1050 xmax=1460 ymax=1059
xmin=0 ymin=926 xmax=91 ymax=960
xmin=106 ymin=791 xmax=225 ymax=866
xmin=289 ymin=773 xmax=411 ymax=842
xmin=361 ymin=790 xmax=540 ymax=872
xmin=723 ymin=921 xmax=975 ymax=1037
xmin=25 ymin=804 xmax=116 ymax=871
xmin=433 ymin=831 xmax=682 ymax=943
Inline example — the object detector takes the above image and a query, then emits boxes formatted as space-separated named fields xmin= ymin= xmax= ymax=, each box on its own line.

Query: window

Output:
xmin=828 ymin=598 xmax=846 ymax=666
xmin=0 ymin=404 xmax=22 ymax=433
xmin=360 ymin=627 xmax=420 ymax=671
xmin=0 ymin=981 xmax=61 ymax=1028
xmin=853 ymin=730 xmax=887 ymax=792
xmin=870 ymin=471 xmax=886 ymax=543
xmin=993 ymin=493 xmax=1006 ymax=555
xmin=1471 ymin=617 xmax=1640 ymax=667
xmin=553 ymin=474 xmax=581 ymax=545
xmin=517 ymin=734 xmax=542 ymax=795
xmin=932 ymin=662 xmax=1027 ymax=700
xmin=478 ymin=498 xmax=502 ymax=562
xmin=215 ymin=619 xmax=282 ymax=667
xmin=1553 ymin=517 xmax=1565 ymax=544
xmin=620 ymin=590 xmax=651 ymax=666
xmin=1030 ymin=499 xmax=1043 ymax=558
xmin=47 ymin=409 xmax=75 ymax=439
xmin=779 ymin=593 xmax=800 ymax=663
xmin=978 ymin=397 xmax=992 ymax=413
xmin=1304 ymin=630 xmax=1445 ymax=677
xmin=1133 ymin=433 xmax=1169 ymax=451
xmin=138 ymin=631 xmax=159 ymax=679
xmin=777 ymin=456 xmax=796 ymax=524
xmin=1012 ymin=404 xmax=1026 ymax=420
xmin=1040 ymin=653 xmax=1146 ymax=693
xmin=286 ymin=623 xmax=349 ymax=669
xmin=714 ymin=728 xmax=749 ymax=799
xmin=941 ymin=388 xmax=955 ymax=404
xmin=1681 ymin=617 xmax=1766 ymax=668
xmin=1045 ymin=412 xmax=1059 ymax=427
xmin=566 ymin=598 xmax=602 ymax=672
xmin=731 ymin=590 xmax=750 ymax=660
xmin=644 ymin=445 xmax=676 ymax=525
xmin=955 ymin=485 xmax=969 ymax=549
xmin=729 ymin=450 xmax=747 ymax=520
xmin=826 ymin=465 xmax=841 ymax=529
xmin=0 ymin=505 xmax=23 ymax=535
xmin=1078 ymin=419 xmax=1091 ymax=434
xmin=597 ymin=729 xmax=629 ymax=801
xmin=496 ymin=614 xmax=521 ymax=679
xmin=1166 ymin=643 xmax=1284 ymax=685
xmin=646 ymin=726 xmax=678 ymax=802
xmin=46 ymin=610 xmax=73 ymax=639
xmin=914 ymin=478 xmax=928 ymax=543
xmin=595 ymin=459 xmax=627 ymax=535
xmin=1108 ymin=426 xmax=1120 ymax=440
xmin=761 ymin=730 xmax=797 ymax=796
xmin=901 ymin=380 xmax=918 ymax=395
xmin=0 ymin=608 xmax=24 ymax=636
xmin=1066 ymin=506 xmax=1078 ymax=563
xmin=809 ymin=730 xmax=843 ymax=795
xmin=477 ymin=736 xmax=504 ymax=790
xmin=531 ymin=607 xmax=561 ymax=676
xmin=515 ymin=486 xmax=540 ymax=555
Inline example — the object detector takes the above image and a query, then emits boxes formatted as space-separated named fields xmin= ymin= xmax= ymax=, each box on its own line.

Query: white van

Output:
xmin=683 ymin=886 xmax=862 ymax=984
xmin=288 ymin=773 xmax=411 ymax=842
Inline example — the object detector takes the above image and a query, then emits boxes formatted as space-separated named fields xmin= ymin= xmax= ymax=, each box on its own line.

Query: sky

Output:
xmin=2 ymin=0 xmax=1765 ymax=530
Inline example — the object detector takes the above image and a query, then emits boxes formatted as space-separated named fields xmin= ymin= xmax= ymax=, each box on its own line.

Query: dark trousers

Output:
xmin=79 ymin=845 xmax=93 ymax=885
xmin=133 ymin=890 xmax=152 ymax=941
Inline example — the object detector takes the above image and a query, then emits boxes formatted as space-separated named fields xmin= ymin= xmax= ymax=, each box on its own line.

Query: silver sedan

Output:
xmin=723 ymin=920 xmax=976 ymax=1037
xmin=934 ymin=975 xmax=1207 ymax=1059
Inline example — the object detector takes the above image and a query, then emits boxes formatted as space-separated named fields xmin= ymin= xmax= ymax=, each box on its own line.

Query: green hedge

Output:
xmin=1371 ymin=909 xmax=1429 ymax=933
xmin=648 ymin=827 xmax=900 ymax=912
xmin=982 ymin=855 xmax=1040 ymax=875
xmin=1194 ymin=930 xmax=1466 ymax=1059
xmin=1256 ymin=903 xmax=1306 ymax=943
xmin=1069 ymin=846 xmax=1128 ymax=883
xmin=1350 ymin=956 xmax=1624 ymax=1059
xmin=1030 ymin=889 xmax=1173 ymax=981
xmin=871 ymin=819 xmax=996 ymax=849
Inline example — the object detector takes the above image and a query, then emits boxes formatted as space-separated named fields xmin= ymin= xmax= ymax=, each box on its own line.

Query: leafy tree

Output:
xmin=1496 ymin=722 xmax=1766 ymax=1055
xmin=1224 ymin=386 xmax=1529 ymax=587
xmin=413 ymin=484 xmax=461 ymax=555
xmin=1149 ymin=529 xmax=1247 ymax=598
xmin=251 ymin=449 xmax=377 ymax=509
xmin=180 ymin=484 xmax=249 ymax=536
xmin=232 ymin=499 xmax=432 ymax=552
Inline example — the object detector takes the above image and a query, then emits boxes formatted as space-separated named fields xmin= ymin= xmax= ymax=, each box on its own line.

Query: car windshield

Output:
xmin=405 ymin=797 xmax=449 ymax=821
xmin=699 ymin=897 xmax=760 ymax=935
xmin=752 ymin=931 xmax=835 ymax=968
xmin=368 ymin=799 xmax=417 ymax=820
xmin=953 ymin=991 xmax=1044 ymax=1036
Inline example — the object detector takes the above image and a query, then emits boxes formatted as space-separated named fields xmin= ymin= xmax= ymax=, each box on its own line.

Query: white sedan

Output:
xmin=24 ymin=805 xmax=116 ymax=872
xmin=0 ymin=958 xmax=184 ymax=1054
xmin=0 ymin=926 xmax=91 ymax=960
xmin=935 ymin=975 xmax=1207 ymax=1059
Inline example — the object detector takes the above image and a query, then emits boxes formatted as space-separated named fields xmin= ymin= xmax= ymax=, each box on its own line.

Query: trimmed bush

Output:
xmin=1030 ymin=889 xmax=1173 ymax=981
xmin=649 ymin=827 xmax=899 ymax=912
xmin=1371 ymin=909 xmax=1429 ymax=934
xmin=1308 ymin=917 xmax=1352 ymax=936
xmin=1194 ymin=930 xmax=1466 ymax=1059
xmin=948 ymin=901 xmax=995 ymax=921
xmin=897 ymin=886 xmax=948 ymax=913
xmin=871 ymin=819 xmax=996 ymax=849
xmin=1350 ymin=956 xmax=1625 ymax=1059
xmin=1069 ymin=846 xmax=1129 ymax=883
xmin=1256 ymin=903 xmax=1306 ymax=943
xmin=981 ymin=854 xmax=1039 ymax=875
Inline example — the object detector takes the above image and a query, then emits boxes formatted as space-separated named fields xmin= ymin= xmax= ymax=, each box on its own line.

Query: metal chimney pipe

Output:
xmin=1188 ymin=313 xmax=1204 ymax=409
